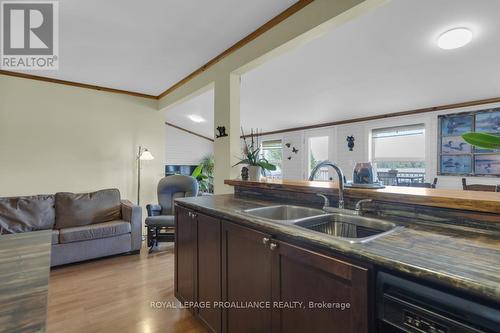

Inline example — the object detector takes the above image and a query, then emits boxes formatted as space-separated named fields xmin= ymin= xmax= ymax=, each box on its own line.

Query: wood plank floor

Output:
xmin=47 ymin=243 xmax=206 ymax=333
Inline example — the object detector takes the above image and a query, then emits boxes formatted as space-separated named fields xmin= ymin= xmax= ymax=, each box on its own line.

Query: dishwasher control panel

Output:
xmin=403 ymin=310 xmax=448 ymax=333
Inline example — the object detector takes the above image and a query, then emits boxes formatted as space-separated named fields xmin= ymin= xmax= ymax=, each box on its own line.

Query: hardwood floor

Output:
xmin=47 ymin=243 xmax=206 ymax=333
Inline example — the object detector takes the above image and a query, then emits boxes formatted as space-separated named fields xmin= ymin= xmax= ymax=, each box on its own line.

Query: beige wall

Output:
xmin=0 ymin=75 xmax=165 ymax=209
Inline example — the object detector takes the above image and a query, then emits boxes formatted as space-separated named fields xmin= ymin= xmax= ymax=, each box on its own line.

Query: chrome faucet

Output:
xmin=309 ymin=161 xmax=345 ymax=209
xmin=355 ymin=199 xmax=372 ymax=215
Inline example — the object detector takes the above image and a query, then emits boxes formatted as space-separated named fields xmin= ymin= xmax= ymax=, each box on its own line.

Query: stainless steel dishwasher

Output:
xmin=376 ymin=271 xmax=500 ymax=333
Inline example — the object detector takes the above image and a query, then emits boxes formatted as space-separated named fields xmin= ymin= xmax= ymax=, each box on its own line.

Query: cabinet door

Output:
xmin=197 ymin=213 xmax=222 ymax=333
xmin=272 ymin=241 xmax=369 ymax=333
xmin=175 ymin=206 xmax=197 ymax=305
xmin=222 ymin=221 xmax=273 ymax=333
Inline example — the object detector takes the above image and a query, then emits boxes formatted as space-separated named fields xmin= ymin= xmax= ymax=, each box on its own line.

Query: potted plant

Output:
xmin=191 ymin=154 xmax=214 ymax=194
xmin=234 ymin=128 xmax=276 ymax=181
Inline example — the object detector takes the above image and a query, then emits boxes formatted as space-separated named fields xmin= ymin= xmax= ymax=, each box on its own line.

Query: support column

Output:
xmin=213 ymin=73 xmax=241 ymax=194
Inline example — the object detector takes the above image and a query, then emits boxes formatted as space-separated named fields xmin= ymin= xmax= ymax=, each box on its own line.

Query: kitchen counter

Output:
xmin=176 ymin=194 xmax=500 ymax=303
xmin=225 ymin=179 xmax=500 ymax=214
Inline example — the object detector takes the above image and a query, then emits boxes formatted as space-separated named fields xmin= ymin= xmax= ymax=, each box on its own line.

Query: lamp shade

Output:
xmin=139 ymin=149 xmax=154 ymax=161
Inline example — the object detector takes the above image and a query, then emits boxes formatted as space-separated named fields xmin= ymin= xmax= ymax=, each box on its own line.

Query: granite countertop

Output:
xmin=176 ymin=194 xmax=500 ymax=303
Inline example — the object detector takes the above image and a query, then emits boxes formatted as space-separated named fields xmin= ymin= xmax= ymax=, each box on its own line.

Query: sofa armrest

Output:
xmin=121 ymin=200 xmax=142 ymax=251
xmin=146 ymin=204 xmax=162 ymax=217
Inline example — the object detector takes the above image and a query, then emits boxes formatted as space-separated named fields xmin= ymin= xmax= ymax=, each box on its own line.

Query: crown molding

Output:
xmin=0 ymin=70 xmax=157 ymax=99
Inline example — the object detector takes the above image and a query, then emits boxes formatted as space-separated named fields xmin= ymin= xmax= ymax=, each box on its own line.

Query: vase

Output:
xmin=353 ymin=162 xmax=378 ymax=184
xmin=247 ymin=165 xmax=262 ymax=181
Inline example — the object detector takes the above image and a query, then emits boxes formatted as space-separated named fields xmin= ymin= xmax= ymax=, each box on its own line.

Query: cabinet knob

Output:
xmin=269 ymin=242 xmax=278 ymax=251
xmin=262 ymin=237 xmax=270 ymax=245
xmin=188 ymin=212 xmax=192 ymax=217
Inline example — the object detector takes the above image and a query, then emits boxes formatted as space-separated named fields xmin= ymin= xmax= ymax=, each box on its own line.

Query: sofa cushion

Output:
xmin=52 ymin=229 xmax=59 ymax=245
xmin=0 ymin=195 xmax=55 ymax=233
xmin=59 ymin=220 xmax=131 ymax=243
xmin=55 ymin=189 xmax=121 ymax=229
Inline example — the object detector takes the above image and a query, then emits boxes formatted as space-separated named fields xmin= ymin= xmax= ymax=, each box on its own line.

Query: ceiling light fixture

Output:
xmin=187 ymin=114 xmax=205 ymax=123
xmin=437 ymin=27 xmax=472 ymax=50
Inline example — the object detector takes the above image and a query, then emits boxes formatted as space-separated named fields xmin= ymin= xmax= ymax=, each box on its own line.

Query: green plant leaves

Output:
xmin=236 ymin=128 xmax=277 ymax=171
xmin=258 ymin=159 xmax=276 ymax=171
xmin=191 ymin=164 xmax=204 ymax=179
xmin=462 ymin=132 xmax=500 ymax=149
xmin=232 ymin=159 xmax=251 ymax=167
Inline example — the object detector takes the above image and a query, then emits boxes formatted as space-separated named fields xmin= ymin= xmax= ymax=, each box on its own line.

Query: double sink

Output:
xmin=242 ymin=205 xmax=402 ymax=243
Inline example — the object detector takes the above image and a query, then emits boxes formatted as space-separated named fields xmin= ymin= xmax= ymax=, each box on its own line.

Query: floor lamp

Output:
xmin=137 ymin=146 xmax=154 ymax=205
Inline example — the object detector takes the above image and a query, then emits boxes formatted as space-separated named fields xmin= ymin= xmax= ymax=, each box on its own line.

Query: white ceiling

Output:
xmin=13 ymin=0 xmax=296 ymax=95
xmin=239 ymin=0 xmax=500 ymax=132
xmin=165 ymin=88 xmax=214 ymax=138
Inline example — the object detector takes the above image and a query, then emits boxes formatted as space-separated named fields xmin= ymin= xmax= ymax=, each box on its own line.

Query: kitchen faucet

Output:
xmin=309 ymin=161 xmax=345 ymax=209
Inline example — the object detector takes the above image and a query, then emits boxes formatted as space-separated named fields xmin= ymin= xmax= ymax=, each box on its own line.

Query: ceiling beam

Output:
xmin=157 ymin=0 xmax=314 ymax=99
xmin=165 ymin=121 xmax=214 ymax=142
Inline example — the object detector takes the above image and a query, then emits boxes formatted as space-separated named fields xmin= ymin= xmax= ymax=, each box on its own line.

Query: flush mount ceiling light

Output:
xmin=187 ymin=114 xmax=205 ymax=123
xmin=437 ymin=27 xmax=473 ymax=50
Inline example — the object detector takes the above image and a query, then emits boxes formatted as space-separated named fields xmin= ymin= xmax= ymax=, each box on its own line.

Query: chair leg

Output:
xmin=148 ymin=226 xmax=156 ymax=253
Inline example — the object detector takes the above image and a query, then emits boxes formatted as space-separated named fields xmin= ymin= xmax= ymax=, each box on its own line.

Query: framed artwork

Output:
xmin=441 ymin=136 xmax=471 ymax=154
xmin=474 ymin=154 xmax=500 ymax=175
xmin=440 ymin=115 xmax=473 ymax=136
xmin=475 ymin=110 xmax=500 ymax=132
xmin=438 ymin=108 xmax=500 ymax=177
xmin=441 ymin=155 xmax=472 ymax=174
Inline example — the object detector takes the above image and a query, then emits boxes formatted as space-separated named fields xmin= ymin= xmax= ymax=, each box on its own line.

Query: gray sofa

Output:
xmin=0 ymin=189 xmax=142 ymax=266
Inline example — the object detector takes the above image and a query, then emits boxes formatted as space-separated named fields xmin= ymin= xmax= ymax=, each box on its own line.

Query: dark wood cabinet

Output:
xmin=175 ymin=205 xmax=371 ymax=333
xmin=271 ymin=240 xmax=369 ymax=333
xmin=222 ymin=221 xmax=273 ymax=333
xmin=197 ymin=213 xmax=222 ymax=333
xmin=175 ymin=206 xmax=197 ymax=305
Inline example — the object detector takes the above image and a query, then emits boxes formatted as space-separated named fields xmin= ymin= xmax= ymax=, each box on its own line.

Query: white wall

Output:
xmin=0 ymin=75 xmax=165 ymax=208
xmin=257 ymin=102 xmax=500 ymax=189
xmin=165 ymin=125 xmax=214 ymax=165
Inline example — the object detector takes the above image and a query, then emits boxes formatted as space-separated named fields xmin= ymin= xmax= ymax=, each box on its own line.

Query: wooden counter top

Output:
xmin=225 ymin=179 xmax=500 ymax=214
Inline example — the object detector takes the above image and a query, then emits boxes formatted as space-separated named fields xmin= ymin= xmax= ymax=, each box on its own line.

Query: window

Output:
xmin=261 ymin=139 xmax=282 ymax=179
xmin=308 ymin=136 xmax=329 ymax=181
xmin=372 ymin=124 xmax=426 ymax=184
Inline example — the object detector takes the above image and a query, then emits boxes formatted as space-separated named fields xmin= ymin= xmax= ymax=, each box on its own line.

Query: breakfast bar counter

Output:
xmin=225 ymin=179 xmax=500 ymax=214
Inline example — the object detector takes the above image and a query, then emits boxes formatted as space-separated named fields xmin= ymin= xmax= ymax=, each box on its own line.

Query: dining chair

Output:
xmin=409 ymin=177 xmax=438 ymax=189
xmin=462 ymin=178 xmax=500 ymax=192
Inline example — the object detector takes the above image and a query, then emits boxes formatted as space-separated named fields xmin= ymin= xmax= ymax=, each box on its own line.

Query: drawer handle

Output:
xmin=262 ymin=237 xmax=270 ymax=245
xmin=269 ymin=242 xmax=278 ymax=251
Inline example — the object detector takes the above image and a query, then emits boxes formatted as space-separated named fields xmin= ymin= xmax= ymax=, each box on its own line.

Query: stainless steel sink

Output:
xmin=242 ymin=205 xmax=402 ymax=243
xmin=294 ymin=213 xmax=403 ymax=243
xmin=242 ymin=205 xmax=327 ymax=223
